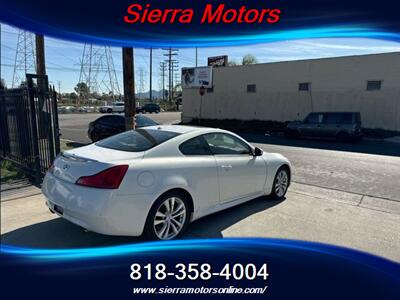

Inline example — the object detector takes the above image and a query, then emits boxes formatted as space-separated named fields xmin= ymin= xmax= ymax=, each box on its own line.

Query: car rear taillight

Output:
xmin=75 ymin=165 xmax=128 ymax=189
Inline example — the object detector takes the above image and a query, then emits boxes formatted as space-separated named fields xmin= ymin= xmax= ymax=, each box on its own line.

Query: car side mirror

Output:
xmin=253 ymin=147 xmax=263 ymax=156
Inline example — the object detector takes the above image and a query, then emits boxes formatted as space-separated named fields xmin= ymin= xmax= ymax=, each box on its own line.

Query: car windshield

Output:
xmin=96 ymin=129 xmax=180 ymax=152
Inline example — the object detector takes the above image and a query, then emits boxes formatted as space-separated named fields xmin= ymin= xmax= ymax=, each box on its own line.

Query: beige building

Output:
xmin=182 ymin=52 xmax=400 ymax=131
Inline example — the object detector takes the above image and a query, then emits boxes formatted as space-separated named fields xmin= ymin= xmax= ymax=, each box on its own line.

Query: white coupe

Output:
xmin=42 ymin=125 xmax=291 ymax=240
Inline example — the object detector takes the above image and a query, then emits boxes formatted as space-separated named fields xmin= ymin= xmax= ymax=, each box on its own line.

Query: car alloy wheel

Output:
xmin=153 ymin=197 xmax=187 ymax=240
xmin=273 ymin=168 xmax=289 ymax=199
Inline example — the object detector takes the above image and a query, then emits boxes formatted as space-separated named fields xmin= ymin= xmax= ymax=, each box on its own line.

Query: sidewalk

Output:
xmin=1 ymin=180 xmax=41 ymax=202
xmin=1 ymin=182 xmax=399 ymax=261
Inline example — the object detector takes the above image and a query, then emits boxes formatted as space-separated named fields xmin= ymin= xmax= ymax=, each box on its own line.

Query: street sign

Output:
xmin=199 ymin=85 xmax=206 ymax=96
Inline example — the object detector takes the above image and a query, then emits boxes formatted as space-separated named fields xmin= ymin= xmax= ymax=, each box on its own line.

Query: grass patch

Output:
xmin=0 ymin=160 xmax=26 ymax=183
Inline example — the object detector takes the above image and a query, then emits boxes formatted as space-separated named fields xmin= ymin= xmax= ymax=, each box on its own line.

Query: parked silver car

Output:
xmin=285 ymin=112 xmax=363 ymax=142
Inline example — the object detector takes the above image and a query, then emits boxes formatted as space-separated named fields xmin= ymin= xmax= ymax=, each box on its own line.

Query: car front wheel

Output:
xmin=143 ymin=192 xmax=190 ymax=240
xmin=270 ymin=166 xmax=290 ymax=200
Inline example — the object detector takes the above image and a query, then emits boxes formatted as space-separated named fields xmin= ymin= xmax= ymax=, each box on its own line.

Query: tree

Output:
xmin=242 ymin=54 xmax=258 ymax=65
xmin=74 ymin=82 xmax=89 ymax=98
xmin=228 ymin=60 xmax=238 ymax=66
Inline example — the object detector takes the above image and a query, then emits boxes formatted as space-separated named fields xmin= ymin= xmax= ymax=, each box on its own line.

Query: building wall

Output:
xmin=182 ymin=52 xmax=400 ymax=131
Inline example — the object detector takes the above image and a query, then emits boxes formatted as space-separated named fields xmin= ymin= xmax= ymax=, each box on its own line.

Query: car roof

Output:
xmin=143 ymin=125 xmax=221 ymax=134
xmin=96 ymin=114 xmax=156 ymax=121
xmin=310 ymin=112 xmax=360 ymax=114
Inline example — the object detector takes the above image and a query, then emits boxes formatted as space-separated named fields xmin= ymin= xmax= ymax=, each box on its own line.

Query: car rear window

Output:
xmin=136 ymin=115 xmax=158 ymax=127
xmin=96 ymin=129 xmax=180 ymax=152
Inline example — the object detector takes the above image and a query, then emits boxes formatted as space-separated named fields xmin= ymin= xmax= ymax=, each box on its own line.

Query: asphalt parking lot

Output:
xmin=59 ymin=112 xmax=400 ymax=201
xmin=59 ymin=112 xmax=182 ymax=143
xmin=1 ymin=112 xmax=399 ymax=261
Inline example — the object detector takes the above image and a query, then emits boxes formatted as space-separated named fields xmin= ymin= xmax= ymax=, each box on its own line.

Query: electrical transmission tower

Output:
xmin=78 ymin=44 xmax=121 ymax=100
xmin=12 ymin=30 xmax=36 ymax=88
xmin=163 ymin=48 xmax=179 ymax=102
xmin=137 ymin=68 xmax=145 ymax=99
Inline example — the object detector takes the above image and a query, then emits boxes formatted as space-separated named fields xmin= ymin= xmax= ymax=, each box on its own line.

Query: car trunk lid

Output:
xmin=51 ymin=144 xmax=143 ymax=184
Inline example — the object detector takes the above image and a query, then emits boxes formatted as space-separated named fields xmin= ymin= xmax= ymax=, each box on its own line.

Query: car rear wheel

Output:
xmin=91 ymin=132 xmax=100 ymax=142
xmin=270 ymin=166 xmax=290 ymax=200
xmin=143 ymin=192 xmax=190 ymax=240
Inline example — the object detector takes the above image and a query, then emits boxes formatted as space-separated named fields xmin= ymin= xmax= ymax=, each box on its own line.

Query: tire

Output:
xmin=156 ymin=110 xmax=160 ymax=114
xmin=91 ymin=132 xmax=100 ymax=142
xmin=143 ymin=191 xmax=190 ymax=241
xmin=107 ymin=108 xmax=112 ymax=113
xmin=270 ymin=166 xmax=290 ymax=200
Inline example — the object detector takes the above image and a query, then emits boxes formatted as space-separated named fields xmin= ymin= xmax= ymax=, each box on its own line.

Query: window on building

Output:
xmin=367 ymin=80 xmax=382 ymax=91
xmin=298 ymin=82 xmax=310 ymax=91
xmin=247 ymin=84 xmax=256 ymax=93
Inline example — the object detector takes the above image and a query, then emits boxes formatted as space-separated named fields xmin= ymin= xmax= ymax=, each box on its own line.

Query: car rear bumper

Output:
xmin=42 ymin=172 xmax=154 ymax=236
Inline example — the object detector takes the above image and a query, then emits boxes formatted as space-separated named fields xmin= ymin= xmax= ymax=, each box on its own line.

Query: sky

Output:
xmin=1 ymin=23 xmax=400 ymax=93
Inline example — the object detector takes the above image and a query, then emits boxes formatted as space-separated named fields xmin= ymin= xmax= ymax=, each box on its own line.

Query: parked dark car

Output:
xmin=285 ymin=112 xmax=363 ymax=142
xmin=88 ymin=114 xmax=159 ymax=142
xmin=136 ymin=103 xmax=161 ymax=114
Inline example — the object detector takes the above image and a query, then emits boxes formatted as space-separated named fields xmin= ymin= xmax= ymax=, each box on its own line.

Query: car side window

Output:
xmin=204 ymin=133 xmax=251 ymax=155
xmin=98 ymin=116 xmax=114 ymax=125
xmin=305 ymin=113 xmax=324 ymax=124
xmin=324 ymin=113 xmax=343 ymax=124
xmin=179 ymin=136 xmax=212 ymax=156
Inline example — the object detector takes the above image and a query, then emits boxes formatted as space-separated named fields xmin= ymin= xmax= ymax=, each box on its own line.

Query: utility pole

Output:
xmin=35 ymin=33 xmax=46 ymax=98
xmin=149 ymin=48 xmax=152 ymax=102
xmin=160 ymin=62 xmax=167 ymax=101
xmin=57 ymin=80 xmax=61 ymax=101
xmin=159 ymin=62 xmax=167 ymax=101
xmin=163 ymin=48 xmax=178 ymax=102
xmin=195 ymin=47 xmax=198 ymax=67
xmin=122 ymin=47 xmax=135 ymax=130
xmin=35 ymin=34 xmax=46 ymax=76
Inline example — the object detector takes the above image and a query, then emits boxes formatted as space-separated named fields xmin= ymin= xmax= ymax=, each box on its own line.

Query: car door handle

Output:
xmin=221 ymin=165 xmax=232 ymax=170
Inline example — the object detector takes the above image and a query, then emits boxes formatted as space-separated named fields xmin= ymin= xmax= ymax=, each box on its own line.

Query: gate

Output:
xmin=0 ymin=74 xmax=60 ymax=184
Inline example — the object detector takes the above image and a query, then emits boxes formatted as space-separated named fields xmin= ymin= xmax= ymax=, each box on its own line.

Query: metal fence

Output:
xmin=0 ymin=74 xmax=60 ymax=184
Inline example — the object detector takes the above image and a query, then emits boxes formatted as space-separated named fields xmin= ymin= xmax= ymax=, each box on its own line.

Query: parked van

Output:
xmin=285 ymin=112 xmax=363 ymax=142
